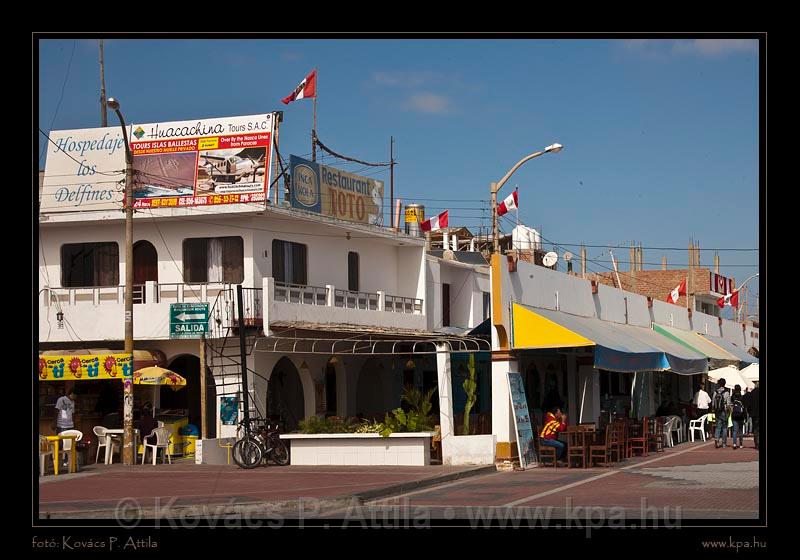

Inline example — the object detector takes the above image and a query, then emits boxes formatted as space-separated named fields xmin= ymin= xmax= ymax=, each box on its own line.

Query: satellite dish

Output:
xmin=564 ymin=252 xmax=573 ymax=262
xmin=543 ymin=251 xmax=559 ymax=267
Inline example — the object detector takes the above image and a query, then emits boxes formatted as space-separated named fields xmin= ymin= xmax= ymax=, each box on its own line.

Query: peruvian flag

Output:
xmin=666 ymin=279 xmax=687 ymax=304
xmin=421 ymin=210 xmax=448 ymax=232
xmin=282 ymin=70 xmax=317 ymax=104
xmin=497 ymin=189 xmax=518 ymax=216
xmin=717 ymin=290 xmax=740 ymax=308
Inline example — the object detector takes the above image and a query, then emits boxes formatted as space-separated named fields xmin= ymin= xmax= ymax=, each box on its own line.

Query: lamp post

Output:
xmin=491 ymin=143 xmax=563 ymax=254
xmin=734 ymin=273 xmax=759 ymax=323
xmin=107 ymin=97 xmax=135 ymax=466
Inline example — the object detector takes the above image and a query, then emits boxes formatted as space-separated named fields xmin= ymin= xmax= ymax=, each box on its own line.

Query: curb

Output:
xmin=353 ymin=465 xmax=497 ymax=502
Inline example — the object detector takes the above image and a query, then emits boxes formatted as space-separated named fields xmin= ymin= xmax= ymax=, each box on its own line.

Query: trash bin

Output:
xmin=183 ymin=435 xmax=198 ymax=458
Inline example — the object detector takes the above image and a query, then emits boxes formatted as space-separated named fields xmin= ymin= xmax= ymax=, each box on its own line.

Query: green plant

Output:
xmin=380 ymin=386 xmax=438 ymax=437
xmin=462 ymin=354 xmax=477 ymax=436
xmin=354 ymin=420 xmax=385 ymax=434
xmin=298 ymin=415 xmax=359 ymax=434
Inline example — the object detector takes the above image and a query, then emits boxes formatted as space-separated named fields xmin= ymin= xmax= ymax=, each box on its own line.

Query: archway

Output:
xmin=133 ymin=240 xmax=158 ymax=283
xmin=161 ymin=354 xmax=216 ymax=438
xmin=325 ymin=357 xmax=338 ymax=417
xmin=356 ymin=358 xmax=387 ymax=421
xmin=267 ymin=357 xmax=305 ymax=432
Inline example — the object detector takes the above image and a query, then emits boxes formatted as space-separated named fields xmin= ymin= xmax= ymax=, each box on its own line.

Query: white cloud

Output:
xmin=403 ymin=93 xmax=451 ymax=114
xmin=373 ymin=71 xmax=440 ymax=87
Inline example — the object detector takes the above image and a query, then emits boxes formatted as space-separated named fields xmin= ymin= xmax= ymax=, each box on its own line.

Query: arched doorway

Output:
xmin=160 ymin=354 xmax=217 ymax=438
xmin=356 ymin=358 xmax=387 ymax=420
xmin=325 ymin=358 xmax=337 ymax=417
xmin=133 ymin=241 xmax=157 ymax=304
xmin=267 ymin=357 xmax=305 ymax=432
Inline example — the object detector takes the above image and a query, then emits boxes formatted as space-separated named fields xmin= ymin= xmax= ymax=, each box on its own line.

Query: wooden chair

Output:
xmin=531 ymin=417 xmax=558 ymax=468
xmin=627 ymin=417 xmax=649 ymax=457
xmin=609 ymin=421 xmax=626 ymax=462
xmin=589 ymin=425 xmax=616 ymax=467
xmin=566 ymin=429 xmax=589 ymax=468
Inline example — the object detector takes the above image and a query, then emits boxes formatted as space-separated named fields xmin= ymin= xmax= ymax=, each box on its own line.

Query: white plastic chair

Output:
xmin=93 ymin=426 xmax=120 ymax=464
xmin=666 ymin=415 xmax=683 ymax=445
xmin=142 ymin=427 xmax=172 ymax=465
xmin=689 ymin=414 xmax=710 ymax=442
xmin=39 ymin=436 xmax=54 ymax=476
xmin=58 ymin=429 xmax=83 ymax=470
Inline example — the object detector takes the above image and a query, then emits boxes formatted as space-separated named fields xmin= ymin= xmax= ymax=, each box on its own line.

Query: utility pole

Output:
xmin=200 ymin=333 xmax=207 ymax=440
xmin=237 ymin=285 xmax=251 ymax=433
xmin=99 ymin=40 xmax=107 ymax=127
xmin=389 ymin=137 xmax=395 ymax=228
xmin=609 ymin=250 xmax=622 ymax=289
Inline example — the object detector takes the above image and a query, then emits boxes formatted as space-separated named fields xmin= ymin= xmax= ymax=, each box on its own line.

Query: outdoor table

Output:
xmin=45 ymin=434 xmax=77 ymax=475
xmin=102 ymin=429 xmax=139 ymax=464
xmin=565 ymin=426 xmax=597 ymax=468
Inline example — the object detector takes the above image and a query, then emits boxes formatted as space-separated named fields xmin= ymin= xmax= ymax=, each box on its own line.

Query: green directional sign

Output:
xmin=170 ymin=303 xmax=209 ymax=339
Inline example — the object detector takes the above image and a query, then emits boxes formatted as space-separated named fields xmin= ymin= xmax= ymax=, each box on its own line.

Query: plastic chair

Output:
xmin=662 ymin=417 xmax=676 ymax=447
xmin=93 ymin=426 xmax=120 ymax=464
xmin=689 ymin=414 xmax=710 ymax=442
xmin=142 ymin=427 xmax=172 ymax=465
xmin=58 ymin=429 xmax=83 ymax=470
xmin=39 ymin=436 xmax=54 ymax=476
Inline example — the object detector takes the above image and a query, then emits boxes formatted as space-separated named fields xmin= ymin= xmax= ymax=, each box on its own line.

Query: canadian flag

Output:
xmin=282 ymin=70 xmax=317 ymax=104
xmin=717 ymin=290 xmax=740 ymax=308
xmin=497 ymin=189 xmax=518 ymax=216
xmin=666 ymin=279 xmax=687 ymax=304
xmin=420 ymin=210 xmax=448 ymax=232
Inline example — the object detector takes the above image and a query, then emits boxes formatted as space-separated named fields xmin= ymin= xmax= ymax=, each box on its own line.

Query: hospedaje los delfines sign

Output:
xmin=289 ymin=155 xmax=384 ymax=225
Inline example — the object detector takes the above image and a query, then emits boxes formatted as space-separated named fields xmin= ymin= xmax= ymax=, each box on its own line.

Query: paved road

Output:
xmin=323 ymin=440 xmax=760 ymax=523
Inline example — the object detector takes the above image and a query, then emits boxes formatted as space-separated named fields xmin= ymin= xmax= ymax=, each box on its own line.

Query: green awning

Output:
xmin=652 ymin=324 xmax=740 ymax=369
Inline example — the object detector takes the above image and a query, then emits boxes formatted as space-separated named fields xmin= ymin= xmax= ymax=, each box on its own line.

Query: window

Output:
xmin=272 ymin=239 xmax=307 ymax=285
xmin=482 ymin=292 xmax=491 ymax=321
xmin=183 ymin=236 xmax=243 ymax=283
xmin=442 ymin=283 xmax=451 ymax=327
xmin=348 ymin=252 xmax=359 ymax=292
xmin=61 ymin=242 xmax=119 ymax=287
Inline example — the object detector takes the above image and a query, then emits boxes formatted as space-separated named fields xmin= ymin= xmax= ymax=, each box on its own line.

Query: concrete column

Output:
xmin=145 ymin=280 xmax=157 ymax=305
xmin=377 ymin=290 xmax=385 ymax=311
xmin=491 ymin=357 xmax=518 ymax=460
xmin=436 ymin=345 xmax=454 ymax=440
xmin=263 ymin=277 xmax=274 ymax=328
xmin=326 ymin=284 xmax=335 ymax=307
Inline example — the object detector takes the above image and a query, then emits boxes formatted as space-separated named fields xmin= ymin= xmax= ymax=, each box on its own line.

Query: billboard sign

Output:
xmin=507 ymin=370 xmax=538 ymax=469
xmin=709 ymin=272 xmax=735 ymax=298
xmin=289 ymin=155 xmax=384 ymax=225
xmin=41 ymin=113 xmax=276 ymax=213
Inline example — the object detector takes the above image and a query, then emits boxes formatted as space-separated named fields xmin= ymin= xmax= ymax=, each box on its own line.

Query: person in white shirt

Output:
xmin=693 ymin=385 xmax=711 ymax=416
xmin=53 ymin=390 xmax=76 ymax=433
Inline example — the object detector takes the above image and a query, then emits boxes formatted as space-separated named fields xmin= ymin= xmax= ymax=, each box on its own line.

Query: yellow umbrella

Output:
xmin=133 ymin=366 xmax=187 ymax=391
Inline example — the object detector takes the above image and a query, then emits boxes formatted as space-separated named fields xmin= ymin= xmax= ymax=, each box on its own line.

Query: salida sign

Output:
xmin=170 ymin=303 xmax=209 ymax=339
xmin=289 ymin=155 xmax=383 ymax=225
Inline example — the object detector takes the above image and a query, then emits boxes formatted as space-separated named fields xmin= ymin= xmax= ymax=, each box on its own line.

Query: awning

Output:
xmin=740 ymin=363 xmax=759 ymax=382
xmin=133 ymin=366 xmax=187 ymax=391
xmin=652 ymin=324 xmax=740 ymax=369
xmin=511 ymin=303 xmax=707 ymax=375
xmin=697 ymin=334 xmax=758 ymax=366
xmin=38 ymin=349 xmax=166 ymax=382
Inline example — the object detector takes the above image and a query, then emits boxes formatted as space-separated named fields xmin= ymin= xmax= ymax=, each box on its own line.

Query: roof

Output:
xmin=428 ymin=250 xmax=489 ymax=266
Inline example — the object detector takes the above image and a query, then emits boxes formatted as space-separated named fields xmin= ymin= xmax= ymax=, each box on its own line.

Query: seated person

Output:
xmin=539 ymin=406 xmax=568 ymax=463
xmin=135 ymin=403 xmax=159 ymax=445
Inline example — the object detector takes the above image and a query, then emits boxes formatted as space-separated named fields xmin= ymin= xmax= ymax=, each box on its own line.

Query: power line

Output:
xmin=39 ymin=40 xmax=77 ymax=164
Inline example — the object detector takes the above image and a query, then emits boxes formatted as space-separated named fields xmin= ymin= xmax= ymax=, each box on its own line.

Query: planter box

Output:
xmin=441 ymin=434 xmax=496 ymax=465
xmin=280 ymin=432 xmax=436 ymax=466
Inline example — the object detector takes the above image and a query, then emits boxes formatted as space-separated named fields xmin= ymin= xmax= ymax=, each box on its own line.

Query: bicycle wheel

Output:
xmin=232 ymin=437 xmax=263 ymax=469
xmin=268 ymin=439 xmax=290 ymax=466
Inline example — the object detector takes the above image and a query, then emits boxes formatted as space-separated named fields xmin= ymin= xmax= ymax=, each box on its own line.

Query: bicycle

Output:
xmin=232 ymin=419 xmax=290 ymax=469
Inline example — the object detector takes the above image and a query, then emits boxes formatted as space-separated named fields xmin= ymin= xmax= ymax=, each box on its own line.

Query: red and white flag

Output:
xmin=666 ymin=279 xmax=687 ymax=304
xmin=420 ymin=210 xmax=448 ymax=232
xmin=282 ymin=69 xmax=317 ymax=104
xmin=497 ymin=189 xmax=518 ymax=216
xmin=717 ymin=290 xmax=739 ymax=308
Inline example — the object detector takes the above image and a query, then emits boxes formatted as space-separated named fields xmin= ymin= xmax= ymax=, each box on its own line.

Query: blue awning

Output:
xmin=697 ymin=334 xmax=758 ymax=366
xmin=513 ymin=305 xmax=708 ymax=375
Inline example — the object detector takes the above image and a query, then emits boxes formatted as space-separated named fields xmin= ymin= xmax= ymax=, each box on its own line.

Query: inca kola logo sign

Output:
xmin=293 ymin=164 xmax=318 ymax=207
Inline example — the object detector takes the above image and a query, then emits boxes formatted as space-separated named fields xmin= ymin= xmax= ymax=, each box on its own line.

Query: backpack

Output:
xmin=731 ymin=397 xmax=746 ymax=421
xmin=712 ymin=390 xmax=728 ymax=414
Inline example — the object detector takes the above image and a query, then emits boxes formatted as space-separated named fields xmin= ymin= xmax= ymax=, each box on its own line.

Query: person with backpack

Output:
xmin=712 ymin=378 xmax=732 ymax=448
xmin=730 ymin=384 xmax=747 ymax=449
xmin=743 ymin=381 xmax=760 ymax=450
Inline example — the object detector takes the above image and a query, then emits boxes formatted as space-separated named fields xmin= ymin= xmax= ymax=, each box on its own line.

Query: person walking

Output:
xmin=52 ymin=389 xmax=76 ymax=468
xmin=730 ymin=384 xmax=746 ymax=449
xmin=712 ymin=379 xmax=732 ymax=448
xmin=743 ymin=381 xmax=760 ymax=450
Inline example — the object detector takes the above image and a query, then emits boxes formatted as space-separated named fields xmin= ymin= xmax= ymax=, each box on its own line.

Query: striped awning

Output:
xmin=652 ymin=324 xmax=740 ymax=369
xmin=698 ymin=334 xmax=758 ymax=366
xmin=511 ymin=303 xmax=707 ymax=375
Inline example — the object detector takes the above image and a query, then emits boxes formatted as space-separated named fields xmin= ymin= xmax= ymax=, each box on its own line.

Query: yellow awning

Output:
xmin=511 ymin=303 xmax=595 ymax=349
xmin=133 ymin=366 xmax=186 ymax=391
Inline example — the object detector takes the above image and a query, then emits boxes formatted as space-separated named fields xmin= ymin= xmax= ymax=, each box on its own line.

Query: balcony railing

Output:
xmin=334 ymin=289 xmax=379 ymax=311
xmin=385 ymin=294 xmax=424 ymax=314
xmin=274 ymin=282 xmax=327 ymax=305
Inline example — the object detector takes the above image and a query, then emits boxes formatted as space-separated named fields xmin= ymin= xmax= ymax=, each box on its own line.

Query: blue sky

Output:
xmin=37 ymin=37 xmax=761 ymax=319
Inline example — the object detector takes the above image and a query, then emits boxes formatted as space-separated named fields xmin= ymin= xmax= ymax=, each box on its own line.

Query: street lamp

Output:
xmin=491 ymin=143 xmax=563 ymax=254
xmin=107 ymin=97 xmax=135 ymax=465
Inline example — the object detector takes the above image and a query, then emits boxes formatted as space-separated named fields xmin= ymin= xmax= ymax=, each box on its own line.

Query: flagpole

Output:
xmin=514 ymin=186 xmax=519 ymax=259
xmin=312 ymin=68 xmax=318 ymax=162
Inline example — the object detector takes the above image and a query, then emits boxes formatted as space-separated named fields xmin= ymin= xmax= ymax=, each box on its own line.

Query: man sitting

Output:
xmin=540 ymin=406 xmax=568 ymax=465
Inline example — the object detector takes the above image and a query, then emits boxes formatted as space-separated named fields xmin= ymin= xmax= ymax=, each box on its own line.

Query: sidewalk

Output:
xmin=38 ymin=461 xmax=495 ymax=519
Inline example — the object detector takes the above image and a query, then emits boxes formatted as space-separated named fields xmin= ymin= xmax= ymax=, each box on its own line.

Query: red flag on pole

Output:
xmin=666 ymin=279 xmax=687 ymax=304
xmin=282 ymin=70 xmax=317 ymax=104
xmin=717 ymin=290 xmax=739 ymax=308
xmin=420 ymin=210 xmax=449 ymax=232
xmin=497 ymin=189 xmax=518 ymax=216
